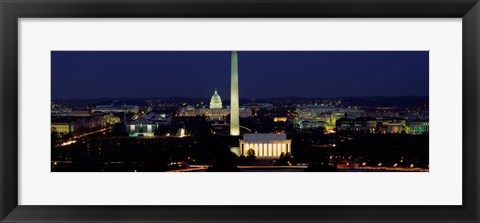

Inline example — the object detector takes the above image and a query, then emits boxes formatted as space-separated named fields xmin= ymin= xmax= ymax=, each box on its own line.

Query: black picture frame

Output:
xmin=1 ymin=0 xmax=479 ymax=222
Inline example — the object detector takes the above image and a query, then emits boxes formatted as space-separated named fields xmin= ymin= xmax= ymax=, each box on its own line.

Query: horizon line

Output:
xmin=51 ymin=95 xmax=429 ymax=101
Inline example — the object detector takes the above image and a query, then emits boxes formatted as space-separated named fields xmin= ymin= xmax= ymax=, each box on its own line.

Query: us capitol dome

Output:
xmin=209 ymin=89 xmax=223 ymax=109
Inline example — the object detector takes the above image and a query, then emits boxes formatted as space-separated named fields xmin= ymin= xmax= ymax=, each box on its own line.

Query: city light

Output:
xmin=60 ymin=140 xmax=77 ymax=147
xmin=50 ymin=51 xmax=429 ymax=172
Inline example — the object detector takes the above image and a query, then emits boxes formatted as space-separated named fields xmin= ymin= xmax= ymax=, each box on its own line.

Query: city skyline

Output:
xmin=52 ymin=51 xmax=429 ymax=99
xmin=51 ymin=50 xmax=429 ymax=172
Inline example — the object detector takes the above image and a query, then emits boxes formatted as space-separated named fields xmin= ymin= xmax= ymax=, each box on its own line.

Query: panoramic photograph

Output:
xmin=51 ymin=51 xmax=429 ymax=172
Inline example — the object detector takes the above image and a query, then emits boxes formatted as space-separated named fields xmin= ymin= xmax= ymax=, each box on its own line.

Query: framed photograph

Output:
xmin=1 ymin=0 xmax=479 ymax=222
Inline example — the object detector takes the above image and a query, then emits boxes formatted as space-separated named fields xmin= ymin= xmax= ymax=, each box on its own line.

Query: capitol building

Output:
xmin=209 ymin=89 xmax=223 ymax=109
xmin=177 ymin=89 xmax=252 ymax=121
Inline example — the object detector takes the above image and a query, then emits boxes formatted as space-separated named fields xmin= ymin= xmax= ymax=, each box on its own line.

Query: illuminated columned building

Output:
xmin=239 ymin=134 xmax=292 ymax=158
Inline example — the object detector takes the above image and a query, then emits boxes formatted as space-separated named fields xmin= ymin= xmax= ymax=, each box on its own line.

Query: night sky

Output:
xmin=51 ymin=51 xmax=428 ymax=99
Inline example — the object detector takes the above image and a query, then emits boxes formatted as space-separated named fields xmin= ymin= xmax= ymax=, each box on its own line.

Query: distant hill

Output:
xmin=337 ymin=96 xmax=428 ymax=108
xmin=53 ymin=96 xmax=428 ymax=108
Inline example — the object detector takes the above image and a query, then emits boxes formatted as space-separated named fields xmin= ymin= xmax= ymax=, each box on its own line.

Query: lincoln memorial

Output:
xmin=239 ymin=133 xmax=292 ymax=158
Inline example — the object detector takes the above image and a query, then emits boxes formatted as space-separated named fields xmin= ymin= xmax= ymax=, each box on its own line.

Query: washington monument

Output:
xmin=230 ymin=51 xmax=240 ymax=136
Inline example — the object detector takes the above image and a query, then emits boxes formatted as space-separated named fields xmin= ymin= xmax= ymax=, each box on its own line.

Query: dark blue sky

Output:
xmin=51 ymin=51 xmax=428 ymax=99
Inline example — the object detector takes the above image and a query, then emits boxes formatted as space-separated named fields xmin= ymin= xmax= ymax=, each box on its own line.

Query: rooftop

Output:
xmin=243 ymin=133 xmax=287 ymax=141
xmin=95 ymin=104 xmax=139 ymax=109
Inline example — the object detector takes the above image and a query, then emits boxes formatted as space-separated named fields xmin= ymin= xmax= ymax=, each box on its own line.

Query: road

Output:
xmin=167 ymin=164 xmax=428 ymax=172
xmin=59 ymin=127 xmax=113 ymax=147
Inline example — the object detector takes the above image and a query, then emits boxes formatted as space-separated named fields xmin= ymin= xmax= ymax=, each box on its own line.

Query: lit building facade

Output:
xmin=51 ymin=123 xmax=77 ymax=135
xmin=294 ymin=105 xmax=365 ymax=133
xmin=102 ymin=114 xmax=121 ymax=125
xmin=295 ymin=105 xmax=364 ymax=129
xmin=203 ymin=108 xmax=230 ymax=121
xmin=386 ymin=122 xmax=405 ymax=134
xmin=52 ymin=114 xmax=119 ymax=136
xmin=336 ymin=117 xmax=376 ymax=133
xmin=92 ymin=104 xmax=139 ymax=114
xmin=127 ymin=123 xmax=157 ymax=137
xmin=177 ymin=89 xmax=252 ymax=121
xmin=177 ymin=105 xmax=199 ymax=117
xmin=209 ymin=89 xmax=223 ymax=109
xmin=177 ymin=106 xmax=252 ymax=121
xmin=297 ymin=120 xmax=328 ymax=129
xmin=296 ymin=105 xmax=364 ymax=120
xmin=335 ymin=116 xmax=428 ymax=135
xmin=126 ymin=112 xmax=171 ymax=137
xmin=406 ymin=120 xmax=429 ymax=135
xmin=239 ymin=133 xmax=292 ymax=158
xmin=273 ymin=117 xmax=287 ymax=122
xmin=52 ymin=110 xmax=91 ymax=117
